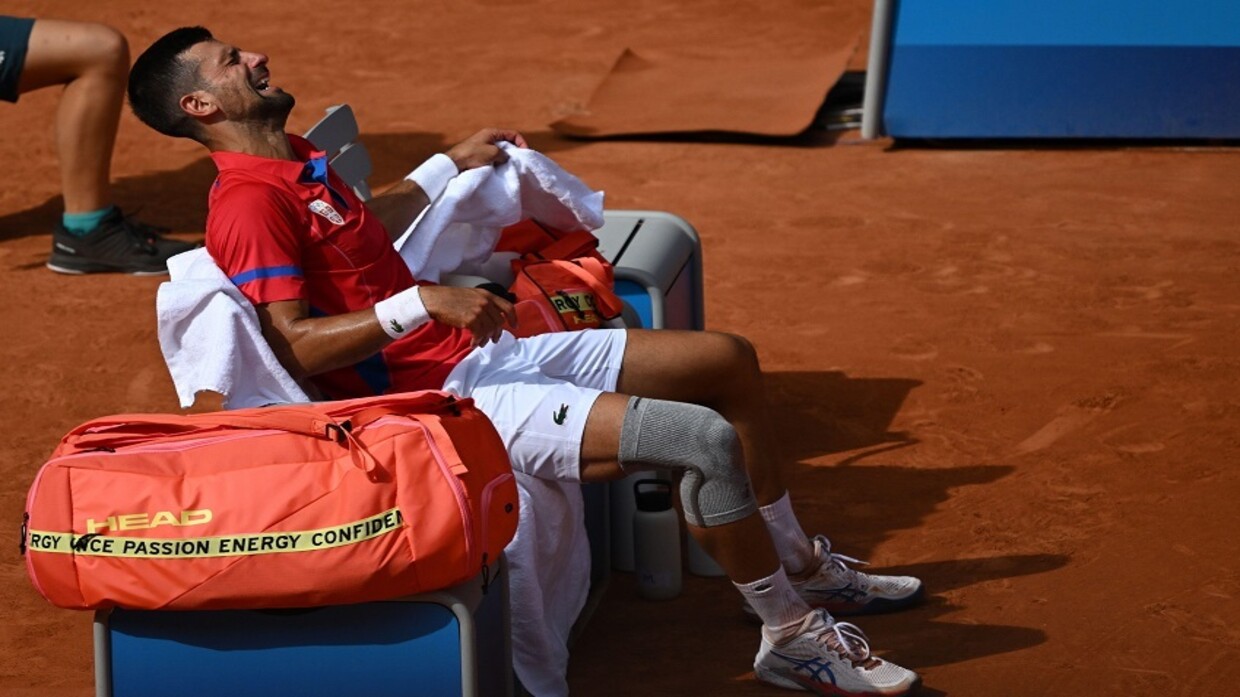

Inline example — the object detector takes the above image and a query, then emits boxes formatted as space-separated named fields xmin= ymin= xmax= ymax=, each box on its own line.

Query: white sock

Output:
xmin=734 ymin=567 xmax=812 ymax=629
xmin=759 ymin=492 xmax=816 ymax=575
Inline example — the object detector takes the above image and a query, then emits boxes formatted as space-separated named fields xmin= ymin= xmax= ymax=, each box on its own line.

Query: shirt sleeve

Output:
xmin=206 ymin=182 xmax=307 ymax=305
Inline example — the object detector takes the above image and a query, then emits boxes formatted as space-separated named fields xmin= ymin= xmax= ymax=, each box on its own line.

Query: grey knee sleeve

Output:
xmin=617 ymin=396 xmax=757 ymax=527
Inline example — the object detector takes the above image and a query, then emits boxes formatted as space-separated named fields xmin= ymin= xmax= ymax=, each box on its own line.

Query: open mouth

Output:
xmin=253 ymin=74 xmax=273 ymax=94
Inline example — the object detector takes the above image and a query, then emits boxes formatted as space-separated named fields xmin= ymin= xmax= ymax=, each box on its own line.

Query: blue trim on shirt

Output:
xmin=300 ymin=154 xmax=350 ymax=211
xmin=306 ymin=305 xmax=391 ymax=396
xmin=353 ymin=352 xmax=393 ymax=396
xmin=230 ymin=265 xmax=302 ymax=286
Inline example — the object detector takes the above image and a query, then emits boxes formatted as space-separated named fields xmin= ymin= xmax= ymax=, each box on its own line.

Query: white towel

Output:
xmin=506 ymin=474 xmax=591 ymax=697
xmin=156 ymin=248 xmax=312 ymax=409
xmin=395 ymin=141 xmax=605 ymax=282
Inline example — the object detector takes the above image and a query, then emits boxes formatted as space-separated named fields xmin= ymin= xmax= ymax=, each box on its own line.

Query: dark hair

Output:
xmin=128 ymin=26 xmax=214 ymax=139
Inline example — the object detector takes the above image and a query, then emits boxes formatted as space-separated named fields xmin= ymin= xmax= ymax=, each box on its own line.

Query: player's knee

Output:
xmin=703 ymin=330 xmax=760 ymax=376
xmin=725 ymin=331 xmax=759 ymax=368
xmin=81 ymin=24 xmax=130 ymax=75
xmin=617 ymin=397 xmax=756 ymax=527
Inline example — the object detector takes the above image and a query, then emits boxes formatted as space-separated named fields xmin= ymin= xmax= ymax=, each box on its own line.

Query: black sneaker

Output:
xmin=46 ymin=208 xmax=197 ymax=276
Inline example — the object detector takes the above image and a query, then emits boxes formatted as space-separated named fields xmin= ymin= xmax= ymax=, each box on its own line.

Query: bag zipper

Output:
xmin=24 ymin=460 xmax=55 ymax=599
xmin=477 ymin=472 xmax=515 ymax=595
xmin=407 ymin=419 xmax=477 ymax=576
xmin=49 ymin=430 xmax=280 ymax=460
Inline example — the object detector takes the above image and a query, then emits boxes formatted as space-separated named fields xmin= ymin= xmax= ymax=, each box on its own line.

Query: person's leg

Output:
xmin=457 ymin=330 xmax=919 ymax=695
xmin=598 ymin=329 xmax=923 ymax=616
xmin=581 ymin=390 xmax=785 ymax=583
xmin=21 ymin=19 xmax=190 ymax=275
xmin=603 ymin=329 xmax=817 ymax=570
xmin=19 ymin=19 xmax=128 ymax=215
xmin=578 ymin=350 xmax=920 ymax=695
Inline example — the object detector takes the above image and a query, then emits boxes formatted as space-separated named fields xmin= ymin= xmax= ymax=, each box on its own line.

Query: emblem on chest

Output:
xmin=309 ymin=199 xmax=345 ymax=225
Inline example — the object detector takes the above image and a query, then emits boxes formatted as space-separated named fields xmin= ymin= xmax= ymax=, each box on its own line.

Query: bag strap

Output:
xmin=542 ymin=259 xmax=624 ymax=318
xmin=530 ymin=231 xmax=600 ymax=261
xmin=63 ymin=406 xmax=348 ymax=451
xmin=495 ymin=219 xmax=556 ymax=254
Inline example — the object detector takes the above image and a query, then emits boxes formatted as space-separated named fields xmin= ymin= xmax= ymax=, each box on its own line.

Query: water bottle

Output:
xmin=633 ymin=479 xmax=682 ymax=600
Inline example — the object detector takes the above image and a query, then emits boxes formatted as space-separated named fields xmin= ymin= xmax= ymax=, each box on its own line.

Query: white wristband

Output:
xmin=374 ymin=285 xmax=430 ymax=339
xmin=405 ymin=153 xmax=458 ymax=202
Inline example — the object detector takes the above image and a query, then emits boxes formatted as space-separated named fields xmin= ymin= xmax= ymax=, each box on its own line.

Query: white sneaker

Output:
xmin=786 ymin=535 xmax=924 ymax=616
xmin=754 ymin=609 xmax=920 ymax=696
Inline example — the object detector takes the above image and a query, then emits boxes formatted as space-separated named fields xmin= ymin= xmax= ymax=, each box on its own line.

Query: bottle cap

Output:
xmin=634 ymin=479 xmax=672 ymax=512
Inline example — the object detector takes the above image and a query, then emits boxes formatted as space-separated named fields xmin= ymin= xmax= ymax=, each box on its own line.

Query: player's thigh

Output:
xmin=467 ymin=374 xmax=609 ymax=484
xmin=18 ymin=19 xmax=127 ymax=92
xmin=615 ymin=328 xmax=759 ymax=403
xmin=516 ymin=327 xmax=628 ymax=390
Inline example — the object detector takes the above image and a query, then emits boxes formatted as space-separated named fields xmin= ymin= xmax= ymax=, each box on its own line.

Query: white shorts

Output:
xmin=441 ymin=329 xmax=628 ymax=483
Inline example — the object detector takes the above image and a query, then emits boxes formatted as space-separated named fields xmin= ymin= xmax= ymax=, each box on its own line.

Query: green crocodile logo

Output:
xmin=552 ymin=404 xmax=569 ymax=425
xmin=388 ymin=318 xmax=405 ymax=334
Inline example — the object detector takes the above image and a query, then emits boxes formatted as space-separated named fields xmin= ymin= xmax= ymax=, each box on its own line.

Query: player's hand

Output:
xmin=420 ymin=285 xmax=517 ymax=347
xmin=446 ymin=128 xmax=529 ymax=171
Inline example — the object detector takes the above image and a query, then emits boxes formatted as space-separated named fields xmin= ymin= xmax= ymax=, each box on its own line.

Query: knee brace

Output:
xmin=617 ymin=396 xmax=757 ymax=527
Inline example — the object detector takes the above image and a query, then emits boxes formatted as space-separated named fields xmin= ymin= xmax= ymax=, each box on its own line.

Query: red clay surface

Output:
xmin=2 ymin=2 xmax=1238 ymax=695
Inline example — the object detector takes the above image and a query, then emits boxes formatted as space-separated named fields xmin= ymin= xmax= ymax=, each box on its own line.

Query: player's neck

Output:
xmin=208 ymin=123 xmax=296 ymax=161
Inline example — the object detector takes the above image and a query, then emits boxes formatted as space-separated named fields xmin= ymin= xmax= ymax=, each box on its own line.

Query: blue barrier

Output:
xmin=870 ymin=0 xmax=1240 ymax=139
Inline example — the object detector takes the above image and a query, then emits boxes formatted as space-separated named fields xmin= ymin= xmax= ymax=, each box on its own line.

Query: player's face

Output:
xmin=191 ymin=39 xmax=295 ymax=123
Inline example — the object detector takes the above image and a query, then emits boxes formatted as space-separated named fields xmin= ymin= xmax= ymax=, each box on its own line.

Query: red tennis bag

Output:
xmin=497 ymin=219 xmax=624 ymax=337
xmin=22 ymin=391 xmax=518 ymax=611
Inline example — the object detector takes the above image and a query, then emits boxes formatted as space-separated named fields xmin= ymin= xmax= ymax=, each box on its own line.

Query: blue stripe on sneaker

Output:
xmin=230 ymin=265 xmax=302 ymax=285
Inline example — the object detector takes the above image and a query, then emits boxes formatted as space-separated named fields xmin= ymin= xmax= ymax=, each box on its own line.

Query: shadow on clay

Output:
xmin=0 ymin=131 xmax=454 ymax=245
xmin=888 ymin=553 xmax=1071 ymax=595
xmin=764 ymin=371 xmax=923 ymax=461
xmin=0 ymin=126 xmax=848 ymax=247
xmin=864 ymin=593 xmax=1050 ymax=670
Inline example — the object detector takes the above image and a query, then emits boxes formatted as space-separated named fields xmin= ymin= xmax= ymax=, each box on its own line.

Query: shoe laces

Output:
xmin=813 ymin=615 xmax=880 ymax=668
xmin=116 ymin=208 xmax=171 ymax=251
xmin=814 ymin=535 xmax=870 ymax=581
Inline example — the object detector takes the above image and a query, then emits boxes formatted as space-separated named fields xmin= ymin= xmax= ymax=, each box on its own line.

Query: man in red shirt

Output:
xmin=128 ymin=27 xmax=924 ymax=697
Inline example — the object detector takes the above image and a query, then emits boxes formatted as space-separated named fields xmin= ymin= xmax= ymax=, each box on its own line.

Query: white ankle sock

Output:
xmin=734 ymin=567 xmax=812 ymax=629
xmin=759 ymin=492 xmax=815 ymax=575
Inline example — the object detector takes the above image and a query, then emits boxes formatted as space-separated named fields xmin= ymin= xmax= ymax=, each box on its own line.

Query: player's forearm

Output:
xmin=257 ymin=287 xmax=431 ymax=380
xmin=263 ymin=309 xmax=394 ymax=380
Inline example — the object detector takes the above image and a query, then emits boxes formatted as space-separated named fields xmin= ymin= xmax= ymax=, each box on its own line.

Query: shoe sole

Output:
xmin=46 ymin=260 xmax=169 ymax=277
xmin=745 ymin=585 xmax=926 ymax=622
xmin=755 ymin=665 xmax=922 ymax=696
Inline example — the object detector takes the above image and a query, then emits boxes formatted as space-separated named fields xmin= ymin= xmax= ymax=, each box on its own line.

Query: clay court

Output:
xmin=2 ymin=1 xmax=1238 ymax=695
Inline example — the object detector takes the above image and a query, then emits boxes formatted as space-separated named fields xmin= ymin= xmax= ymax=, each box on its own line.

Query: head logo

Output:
xmin=309 ymin=199 xmax=345 ymax=225
xmin=86 ymin=509 xmax=213 ymax=534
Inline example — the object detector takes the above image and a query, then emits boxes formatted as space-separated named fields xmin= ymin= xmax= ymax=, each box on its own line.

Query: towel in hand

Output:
xmin=394 ymin=141 xmax=605 ymax=283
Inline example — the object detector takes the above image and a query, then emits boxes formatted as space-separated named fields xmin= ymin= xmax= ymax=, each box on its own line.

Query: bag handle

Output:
xmin=63 ymin=406 xmax=349 ymax=451
xmin=538 ymin=259 xmax=624 ymax=318
xmin=530 ymin=230 xmax=599 ymax=261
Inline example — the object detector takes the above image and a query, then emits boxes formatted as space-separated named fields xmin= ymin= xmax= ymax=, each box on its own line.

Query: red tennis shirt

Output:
xmin=206 ymin=134 xmax=474 ymax=399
